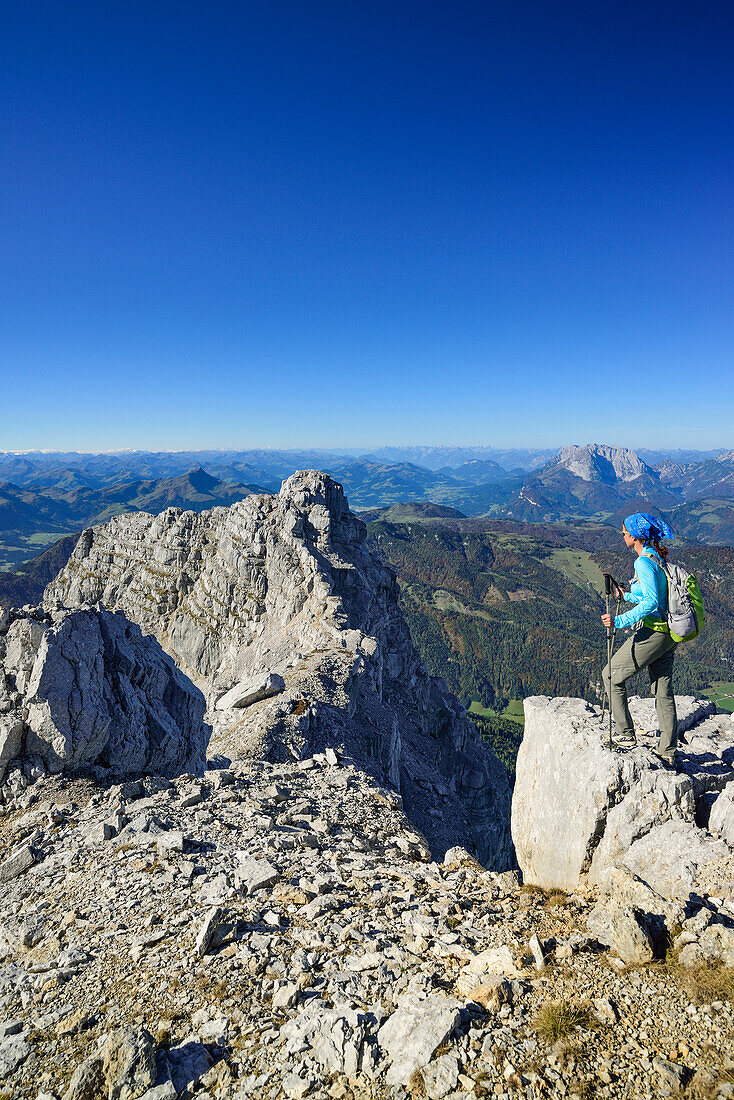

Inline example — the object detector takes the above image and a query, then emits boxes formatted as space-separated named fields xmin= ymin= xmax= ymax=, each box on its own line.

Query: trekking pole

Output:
xmin=600 ymin=575 xmax=624 ymax=748
xmin=603 ymin=574 xmax=614 ymax=750
xmin=610 ymin=589 xmax=622 ymax=660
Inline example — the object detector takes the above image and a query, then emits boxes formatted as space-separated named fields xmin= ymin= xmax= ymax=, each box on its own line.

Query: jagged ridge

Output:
xmin=45 ymin=471 xmax=512 ymax=867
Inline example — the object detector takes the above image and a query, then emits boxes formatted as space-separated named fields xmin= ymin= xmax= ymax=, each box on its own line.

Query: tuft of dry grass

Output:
xmin=154 ymin=1025 xmax=171 ymax=1047
xmin=519 ymin=884 xmax=570 ymax=908
xmin=687 ymin=1060 xmax=734 ymax=1100
xmin=519 ymin=884 xmax=544 ymax=899
xmin=432 ymin=1037 xmax=455 ymax=1059
xmin=471 ymin=1072 xmax=495 ymax=1098
xmin=675 ymin=960 xmax=734 ymax=1005
xmin=543 ymin=889 xmax=569 ymax=908
xmin=407 ymin=1068 xmax=426 ymax=1095
xmin=532 ymin=999 xmax=591 ymax=1042
xmin=567 ymin=1080 xmax=595 ymax=1100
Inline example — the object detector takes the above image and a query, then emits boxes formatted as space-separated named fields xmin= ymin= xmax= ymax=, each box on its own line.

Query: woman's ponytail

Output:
xmin=650 ymin=537 xmax=669 ymax=561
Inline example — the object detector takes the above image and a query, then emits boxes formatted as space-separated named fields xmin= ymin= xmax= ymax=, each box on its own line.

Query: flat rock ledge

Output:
xmin=512 ymin=695 xmax=734 ymax=905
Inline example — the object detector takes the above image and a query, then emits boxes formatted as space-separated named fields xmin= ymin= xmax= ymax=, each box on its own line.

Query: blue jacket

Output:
xmin=614 ymin=549 xmax=669 ymax=631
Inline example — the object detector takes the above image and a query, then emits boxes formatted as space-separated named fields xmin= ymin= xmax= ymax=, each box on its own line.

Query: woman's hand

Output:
xmin=601 ymin=613 xmax=614 ymax=628
xmin=614 ymin=584 xmax=626 ymax=600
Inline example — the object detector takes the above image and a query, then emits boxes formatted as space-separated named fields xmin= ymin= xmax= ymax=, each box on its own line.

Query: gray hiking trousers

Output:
xmin=602 ymin=625 xmax=678 ymax=758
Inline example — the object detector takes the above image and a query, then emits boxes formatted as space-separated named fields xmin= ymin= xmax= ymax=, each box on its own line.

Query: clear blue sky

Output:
xmin=2 ymin=1 xmax=733 ymax=451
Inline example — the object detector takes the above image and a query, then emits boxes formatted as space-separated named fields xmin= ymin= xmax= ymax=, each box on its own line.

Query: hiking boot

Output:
xmin=652 ymin=752 xmax=677 ymax=770
xmin=614 ymin=733 xmax=637 ymax=750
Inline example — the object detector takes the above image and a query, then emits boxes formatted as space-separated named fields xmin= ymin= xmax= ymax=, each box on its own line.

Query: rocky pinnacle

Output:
xmin=44 ymin=470 xmax=512 ymax=868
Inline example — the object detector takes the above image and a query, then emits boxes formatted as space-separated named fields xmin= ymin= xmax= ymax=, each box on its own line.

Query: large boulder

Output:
xmin=0 ymin=607 xmax=208 ymax=783
xmin=0 ymin=718 xmax=23 ymax=781
xmin=591 ymin=864 xmax=685 ymax=951
xmin=376 ymin=991 xmax=462 ymax=1086
xmin=512 ymin=695 xmax=734 ymax=902
xmin=623 ymin=820 xmax=733 ymax=901
xmin=586 ymin=898 xmax=655 ymax=964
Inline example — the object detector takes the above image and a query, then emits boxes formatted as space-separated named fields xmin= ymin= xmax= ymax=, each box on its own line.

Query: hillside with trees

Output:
xmin=365 ymin=518 xmax=734 ymax=756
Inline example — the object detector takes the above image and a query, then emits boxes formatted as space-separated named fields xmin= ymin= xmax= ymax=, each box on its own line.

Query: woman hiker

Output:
xmin=601 ymin=512 xmax=678 ymax=765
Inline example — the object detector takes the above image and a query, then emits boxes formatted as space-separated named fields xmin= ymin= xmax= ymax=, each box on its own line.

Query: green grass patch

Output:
xmin=432 ymin=589 xmax=493 ymax=620
xmin=546 ymin=548 xmax=606 ymax=596
xmin=489 ymin=533 xmax=537 ymax=552
xmin=469 ymin=697 xmax=524 ymax=724
xmin=532 ymin=999 xmax=591 ymax=1042
xmin=0 ymin=530 xmax=77 ymax=570
xmin=433 ymin=589 xmax=468 ymax=614
xmin=502 ymin=698 xmax=525 ymax=724
xmin=26 ymin=531 xmax=63 ymax=546
xmin=702 ymin=681 xmax=734 ymax=713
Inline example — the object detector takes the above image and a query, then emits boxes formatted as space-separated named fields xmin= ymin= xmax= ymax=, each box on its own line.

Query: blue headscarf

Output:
xmin=623 ymin=512 xmax=675 ymax=542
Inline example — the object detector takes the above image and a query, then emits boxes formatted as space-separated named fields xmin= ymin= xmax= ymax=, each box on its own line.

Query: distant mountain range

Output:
xmin=357 ymin=446 xmax=556 ymax=471
xmin=344 ymin=444 xmax=734 ymax=543
xmin=0 ymin=468 xmax=266 ymax=569
xmin=3 ymin=444 xmax=726 ymax=489
xmin=1 ymin=443 xmax=734 ymax=568
xmin=492 ymin=445 xmax=734 ymax=534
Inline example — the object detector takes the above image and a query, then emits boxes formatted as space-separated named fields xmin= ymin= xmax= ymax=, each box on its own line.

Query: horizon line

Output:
xmin=1 ymin=443 xmax=731 ymax=458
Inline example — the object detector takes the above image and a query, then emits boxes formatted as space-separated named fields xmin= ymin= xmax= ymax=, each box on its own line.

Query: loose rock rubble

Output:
xmin=0 ymin=745 xmax=732 ymax=1099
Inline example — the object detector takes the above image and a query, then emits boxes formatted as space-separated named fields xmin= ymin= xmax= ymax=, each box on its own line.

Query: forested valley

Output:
xmin=365 ymin=516 xmax=734 ymax=772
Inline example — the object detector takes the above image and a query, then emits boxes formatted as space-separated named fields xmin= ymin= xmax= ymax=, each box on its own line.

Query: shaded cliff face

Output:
xmin=46 ymin=471 xmax=511 ymax=868
xmin=0 ymin=606 xmax=208 ymax=786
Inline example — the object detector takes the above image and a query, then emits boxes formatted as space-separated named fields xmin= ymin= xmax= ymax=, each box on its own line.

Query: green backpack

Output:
xmin=661 ymin=560 xmax=705 ymax=643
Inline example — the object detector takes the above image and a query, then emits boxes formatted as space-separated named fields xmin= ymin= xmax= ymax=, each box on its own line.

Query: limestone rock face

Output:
xmin=0 ymin=607 xmax=208 ymax=783
xmin=46 ymin=471 xmax=379 ymax=687
xmin=45 ymin=471 xmax=512 ymax=867
xmin=512 ymin=695 xmax=734 ymax=901
xmin=548 ymin=443 xmax=655 ymax=484
xmin=710 ymin=782 xmax=734 ymax=845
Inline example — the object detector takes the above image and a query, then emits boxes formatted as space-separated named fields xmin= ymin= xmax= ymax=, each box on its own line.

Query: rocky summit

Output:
xmin=545 ymin=445 xmax=656 ymax=485
xmin=43 ymin=470 xmax=511 ymax=867
xmin=0 ymin=472 xmax=733 ymax=1100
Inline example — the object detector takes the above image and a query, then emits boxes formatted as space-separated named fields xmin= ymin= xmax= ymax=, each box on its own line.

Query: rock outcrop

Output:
xmin=45 ymin=471 xmax=511 ymax=866
xmin=512 ymin=695 xmax=734 ymax=904
xmin=546 ymin=443 xmax=657 ymax=484
xmin=711 ymin=780 xmax=734 ymax=845
xmin=0 ymin=607 xmax=208 ymax=786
